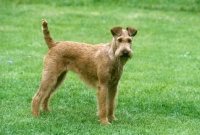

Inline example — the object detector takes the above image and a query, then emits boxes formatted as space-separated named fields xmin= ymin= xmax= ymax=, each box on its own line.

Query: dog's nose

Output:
xmin=122 ymin=50 xmax=129 ymax=57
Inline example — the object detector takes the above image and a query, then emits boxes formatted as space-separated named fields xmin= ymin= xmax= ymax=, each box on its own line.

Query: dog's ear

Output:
xmin=126 ymin=27 xmax=137 ymax=37
xmin=111 ymin=26 xmax=122 ymax=36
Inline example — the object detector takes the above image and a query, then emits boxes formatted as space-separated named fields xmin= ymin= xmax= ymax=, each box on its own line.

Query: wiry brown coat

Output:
xmin=32 ymin=20 xmax=137 ymax=124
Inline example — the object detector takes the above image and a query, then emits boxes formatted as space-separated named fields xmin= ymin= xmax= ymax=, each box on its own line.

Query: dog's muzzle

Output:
xmin=115 ymin=48 xmax=133 ymax=58
xmin=122 ymin=50 xmax=131 ymax=57
xmin=122 ymin=50 xmax=129 ymax=56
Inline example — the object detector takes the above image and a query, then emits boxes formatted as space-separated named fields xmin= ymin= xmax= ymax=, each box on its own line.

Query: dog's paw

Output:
xmin=99 ymin=118 xmax=111 ymax=125
xmin=32 ymin=110 xmax=40 ymax=116
xmin=108 ymin=115 xmax=118 ymax=121
xmin=100 ymin=120 xmax=111 ymax=125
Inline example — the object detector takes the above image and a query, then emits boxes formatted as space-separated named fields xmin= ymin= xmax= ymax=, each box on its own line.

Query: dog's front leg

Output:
xmin=97 ymin=84 xmax=110 ymax=125
xmin=107 ymin=85 xmax=118 ymax=120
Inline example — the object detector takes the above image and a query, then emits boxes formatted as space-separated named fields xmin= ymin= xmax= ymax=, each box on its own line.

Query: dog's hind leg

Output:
xmin=42 ymin=71 xmax=67 ymax=112
xmin=32 ymin=68 xmax=58 ymax=116
xmin=32 ymin=73 xmax=56 ymax=116
xmin=32 ymin=57 xmax=65 ymax=116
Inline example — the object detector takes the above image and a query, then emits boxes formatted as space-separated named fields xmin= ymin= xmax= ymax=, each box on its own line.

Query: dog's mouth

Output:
xmin=120 ymin=55 xmax=131 ymax=59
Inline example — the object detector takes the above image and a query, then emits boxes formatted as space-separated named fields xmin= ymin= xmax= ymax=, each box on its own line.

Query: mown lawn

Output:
xmin=0 ymin=0 xmax=200 ymax=134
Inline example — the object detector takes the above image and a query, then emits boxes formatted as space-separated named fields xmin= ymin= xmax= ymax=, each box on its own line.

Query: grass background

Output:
xmin=0 ymin=0 xmax=200 ymax=134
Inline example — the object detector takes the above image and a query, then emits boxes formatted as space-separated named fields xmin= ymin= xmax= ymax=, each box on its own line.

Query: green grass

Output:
xmin=0 ymin=0 xmax=200 ymax=134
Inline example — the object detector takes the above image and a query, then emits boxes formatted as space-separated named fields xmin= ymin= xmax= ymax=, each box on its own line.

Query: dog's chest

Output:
xmin=109 ymin=65 xmax=123 ymax=85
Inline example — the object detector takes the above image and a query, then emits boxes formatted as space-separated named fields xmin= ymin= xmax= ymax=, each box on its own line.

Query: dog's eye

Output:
xmin=127 ymin=39 xmax=132 ymax=43
xmin=118 ymin=38 xmax=122 ymax=43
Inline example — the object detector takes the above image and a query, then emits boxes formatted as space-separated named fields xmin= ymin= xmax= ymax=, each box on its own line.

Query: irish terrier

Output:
xmin=32 ymin=20 xmax=137 ymax=124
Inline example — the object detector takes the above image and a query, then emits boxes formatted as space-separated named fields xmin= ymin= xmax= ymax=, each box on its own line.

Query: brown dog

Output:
xmin=32 ymin=20 xmax=137 ymax=124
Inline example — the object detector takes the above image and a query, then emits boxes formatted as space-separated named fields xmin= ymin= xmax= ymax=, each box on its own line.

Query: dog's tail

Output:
xmin=42 ymin=19 xmax=55 ymax=49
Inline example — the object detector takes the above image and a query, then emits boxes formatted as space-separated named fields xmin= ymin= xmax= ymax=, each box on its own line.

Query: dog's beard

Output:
xmin=115 ymin=50 xmax=133 ymax=59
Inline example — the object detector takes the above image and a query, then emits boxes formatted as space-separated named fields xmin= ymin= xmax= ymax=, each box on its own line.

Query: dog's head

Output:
xmin=110 ymin=26 xmax=137 ymax=59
